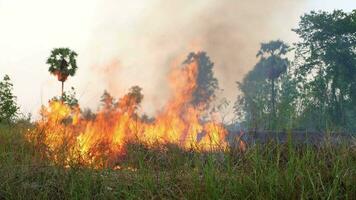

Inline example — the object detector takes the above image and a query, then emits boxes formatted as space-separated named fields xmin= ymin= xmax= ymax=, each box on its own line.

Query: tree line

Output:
xmin=236 ymin=10 xmax=356 ymax=132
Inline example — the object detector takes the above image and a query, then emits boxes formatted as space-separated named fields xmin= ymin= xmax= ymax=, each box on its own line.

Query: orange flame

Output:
xmin=28 ymin=59 xmax=242 ymax=167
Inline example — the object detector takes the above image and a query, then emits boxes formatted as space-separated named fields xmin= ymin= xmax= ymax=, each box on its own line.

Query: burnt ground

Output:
xmin=227 ymin=130 xmax=356 ymax=146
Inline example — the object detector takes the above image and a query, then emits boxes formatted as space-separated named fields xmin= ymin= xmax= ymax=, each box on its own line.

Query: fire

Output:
xmin=27 ymin=58 xmax=243 ymax=168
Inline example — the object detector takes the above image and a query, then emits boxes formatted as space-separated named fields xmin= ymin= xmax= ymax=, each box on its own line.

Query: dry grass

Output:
xmin=0 ymin=124 xmax=356 ymax=199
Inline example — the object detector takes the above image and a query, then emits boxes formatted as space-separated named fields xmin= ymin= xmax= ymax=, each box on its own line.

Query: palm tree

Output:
xmin=256 ymin=40 xmax=289 ymax=128
xmin=46 ymin=48 xmax=78 ymax=99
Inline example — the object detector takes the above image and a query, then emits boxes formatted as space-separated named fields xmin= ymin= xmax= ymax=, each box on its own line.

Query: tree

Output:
xmin=100 ymin=90 xmax=117 ymax=112
xmin=100 ymin=86 xmax=144 ymax=115
xmin=118 ymin=86 xmax=144 ymax=114
xmin=275 ymin=71 xmax=299 ymax=130
xmin=183 ymin=52 xmax=219 ymax=110
xmin=235 ymin=62 xmax=270 ymax=131
xmin=293 ymin=10 xmax=356 ymax=131
xmin=257 ymin=40 xmax=290 ymax=127
xmin=0 ymin=75 xmax=19 ymax=123
xmin=236 ymin=40 xmax=291 ymax=130
xmin=46 ymin=48 xmax=78 ymax=99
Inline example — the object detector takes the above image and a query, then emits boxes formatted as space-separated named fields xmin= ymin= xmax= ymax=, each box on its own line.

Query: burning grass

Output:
xmin=1 ymin=124 xmax=356 ymax=199
xmin=25 ymin=59 xmax=236 ymax=168
xmin=26 ymin=100 xmax=231 ymax=168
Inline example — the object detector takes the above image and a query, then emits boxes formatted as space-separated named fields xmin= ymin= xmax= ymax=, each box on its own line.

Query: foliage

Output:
xmin=1 ymin=126 xmax=356 ymax=199
xmin=293 ymin=10 xmax=356 ymax=131
xmin=46 ymin=48 xmax=78 ymax=82
xmin=235 ymin=63 xmax=270 ymax=130
xmin=184 ymin=52 xmax=219 ymax=109
xmin=275 ymin=72 xmax=299 ymax=130
xmin=46 ymin=48 xmax=78 ymax=99
xmin=256 ymin=40 xmax=289 ymax=81
xmin=118 ymin=85 xmax=144 ymax=114
xmin=236 ymin=10 xmax=356 ymax=132
xmin=51 ymin=87 xmax=79 ymax=108
xmin=101 ymin=86 xmax=144 ymax=114
xmin=236 ymin=40 xmax=292 ymax=130
xmin=100 ymin=90 xmax=117 ymax=111
xmin=0 ymin=75 xmax=19 ymax=123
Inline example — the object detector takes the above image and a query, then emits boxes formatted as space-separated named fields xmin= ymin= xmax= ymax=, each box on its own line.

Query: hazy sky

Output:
xmin=0 ymin=0 xmax=355 ymax=118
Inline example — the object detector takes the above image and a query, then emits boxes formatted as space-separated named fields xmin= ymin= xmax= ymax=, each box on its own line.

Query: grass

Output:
xmin=0 ymin=124 xmax=356 ymax=199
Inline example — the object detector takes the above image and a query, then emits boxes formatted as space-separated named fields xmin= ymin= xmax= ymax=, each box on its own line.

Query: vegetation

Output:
xmin=46 ymin=48 xmax=78 ymax=98
xmin=236 ymin=40 xmax=292 ymax=131
xmin=0 ymin=126 xmax=355 ymax=199
xmin=51 ymin=87 xmax=79 ymax=108
xmin=236 ymin=10 xmax=356 ymax=132
xmin=293 ymin=10 xmax=356 ymax=131
xmin=0 ymin=75 xmax=19 ymax=123
xmin=0 ymin=9 xmax=355 ymax=200
xmin=184 ymin=51 xmax=219 ymax=110
xmin=100 ymin=85 xmax=144 ymax=114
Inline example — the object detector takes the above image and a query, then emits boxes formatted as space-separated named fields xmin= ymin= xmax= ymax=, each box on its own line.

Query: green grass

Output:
xmin=0 ymin=124 xmax=356 ymax=199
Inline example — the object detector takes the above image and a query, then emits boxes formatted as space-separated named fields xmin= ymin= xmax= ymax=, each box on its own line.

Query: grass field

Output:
xmin=1 ymin=124 xmax=356 ymax=199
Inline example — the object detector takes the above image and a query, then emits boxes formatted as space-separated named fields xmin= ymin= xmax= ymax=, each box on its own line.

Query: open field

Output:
xmin=1 ymin=124 xmax=356 ymax=200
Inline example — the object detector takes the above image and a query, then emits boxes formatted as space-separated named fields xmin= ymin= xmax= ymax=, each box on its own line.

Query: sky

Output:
xmin=0 ymin=0 xmax=355 ymax=119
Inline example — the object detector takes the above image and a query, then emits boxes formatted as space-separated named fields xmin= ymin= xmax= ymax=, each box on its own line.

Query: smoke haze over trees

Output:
xmin=236 ymin=9 xmax=356 ymax=132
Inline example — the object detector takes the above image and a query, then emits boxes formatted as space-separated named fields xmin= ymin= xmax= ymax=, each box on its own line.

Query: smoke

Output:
xmin=85 ymin=0 xmax=305 ymax=116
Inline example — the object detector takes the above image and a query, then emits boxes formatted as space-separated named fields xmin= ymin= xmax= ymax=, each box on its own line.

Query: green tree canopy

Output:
xmin=46 ymin=48 xmax=78 ymax=97
xmin=236 ymin=40 xmax=292 ymax=130
xmin=0 ymin=75 xmax=19 ymax=123
xmin=293 ymin=9 xmax=356 ymax=131
xmin=51 ymin=87 xmax=79 ymax=108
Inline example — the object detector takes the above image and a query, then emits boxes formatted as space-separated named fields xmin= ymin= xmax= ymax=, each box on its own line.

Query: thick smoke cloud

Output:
xmin=86 ymin=0 xmax=305 ymax=116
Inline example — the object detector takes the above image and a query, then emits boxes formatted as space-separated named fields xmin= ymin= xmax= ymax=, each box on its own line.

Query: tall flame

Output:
xmin=28 ymin=59 xmax=235 ymax=167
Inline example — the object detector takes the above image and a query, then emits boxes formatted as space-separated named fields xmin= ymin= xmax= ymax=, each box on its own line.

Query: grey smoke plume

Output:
xmin=86 ymin=0 xmax=305 ymax=116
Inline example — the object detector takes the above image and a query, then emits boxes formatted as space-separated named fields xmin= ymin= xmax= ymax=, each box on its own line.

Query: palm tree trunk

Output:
xmin=61 ymin=81 xmax=64 ymax=101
